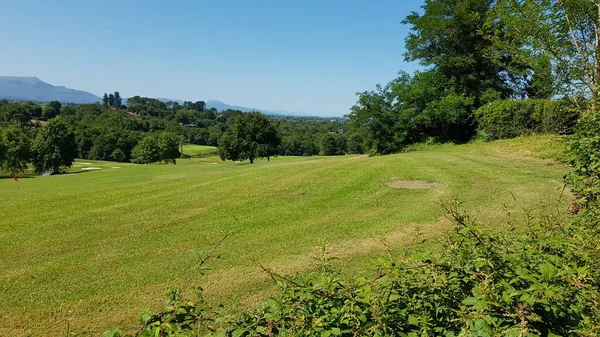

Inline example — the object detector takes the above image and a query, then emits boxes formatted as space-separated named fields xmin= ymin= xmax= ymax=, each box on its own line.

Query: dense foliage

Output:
xmin=0 ymin=97 xmax=349 ymax=175
xmin=218 ymin=112 xmax=281 ymax=163
xmin=31 ymin=117 xmax=78 ymax=174
xmin=347 ymin=0 xmax=589 ymax=154
xmin=475 ymin=99 xmax=580 ymax=140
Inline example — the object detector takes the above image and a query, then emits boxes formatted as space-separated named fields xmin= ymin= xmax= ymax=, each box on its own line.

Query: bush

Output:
xmin=111 ymin=148 xmax=126 ymax=162
xmin=565 ymin=112 xmax=600 ymax=213
xmin=475 ymin=99 xmax=580 ymax=140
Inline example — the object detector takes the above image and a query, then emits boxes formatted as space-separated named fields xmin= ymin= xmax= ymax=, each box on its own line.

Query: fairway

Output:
xmin=181 ymin=144 xmax=218 ymax=156
xmin=0 ymin=136 xmax=569 ymax=336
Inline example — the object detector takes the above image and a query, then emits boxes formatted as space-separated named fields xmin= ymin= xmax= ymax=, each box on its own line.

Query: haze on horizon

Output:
xmin=0 ymin=0 xmax=422 ymax=117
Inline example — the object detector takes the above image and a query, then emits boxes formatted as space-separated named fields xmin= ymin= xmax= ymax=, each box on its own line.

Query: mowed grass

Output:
xmin=0 ymin=136 xmax=570 ymax=336
xmin=181 ymin=144 xmax=218 ymax=156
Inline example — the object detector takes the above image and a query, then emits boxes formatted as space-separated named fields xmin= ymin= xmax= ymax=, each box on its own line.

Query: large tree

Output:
xmin=31 ymin=117 xmax=78 ymax=174
xmin=131 ymin=135 xmax=161 ymax=164
xmin=218 ymin=112 xmax=281 ymax=163
xmin=158 ymin=132 xmax=181 ymax=164
xmin=0 ymin=127 xmax=31 ymax=175
xmin=499 ymin=0 xmax=600 ymax=111
xmin=404 ymin=0 xmax=530 ymax=104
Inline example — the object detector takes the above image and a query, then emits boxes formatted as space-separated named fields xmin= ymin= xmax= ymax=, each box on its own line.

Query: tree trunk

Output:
xmin=249 ymin=158 xmax=254 ymax=164
xmin=53 ymin=166 xmax=60 ymax=175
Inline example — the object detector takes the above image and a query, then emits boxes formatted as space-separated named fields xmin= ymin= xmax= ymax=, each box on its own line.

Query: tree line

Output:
xmin=0 ymin=96 xmax=351 ymax=175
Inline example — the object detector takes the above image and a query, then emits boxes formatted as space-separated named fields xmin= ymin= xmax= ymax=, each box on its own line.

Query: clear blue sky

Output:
xmin=0 ymin=0 xmax=423 ymax=117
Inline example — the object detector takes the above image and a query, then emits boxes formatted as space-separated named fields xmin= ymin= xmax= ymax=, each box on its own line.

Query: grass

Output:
xmin=0 ymin=136 xmax=570 ymax=336
xmin=181 ymin=144 xmax=218 ymax=156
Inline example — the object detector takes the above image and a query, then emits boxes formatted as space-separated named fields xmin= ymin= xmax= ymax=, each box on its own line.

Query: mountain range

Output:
xmin=0 ymin=76 xmax=101 ymax=104
xmin=0 ymin=76 xmax=320 ymax=117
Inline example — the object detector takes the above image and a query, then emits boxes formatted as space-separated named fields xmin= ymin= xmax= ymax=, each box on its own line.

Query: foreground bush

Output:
xmin=105 ymin=201 xmax=600 ymax=337
xmin=475 ymin=99 xmax=580 ymax=140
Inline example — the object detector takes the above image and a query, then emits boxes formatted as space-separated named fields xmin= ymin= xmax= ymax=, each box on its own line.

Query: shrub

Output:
xmin=111 ymin=148 xmax=126 ymax=162
xmin=475 ymin=99 xmax=579 ymax=140
xmin=565 ymin=112 xmax=600 ymax=214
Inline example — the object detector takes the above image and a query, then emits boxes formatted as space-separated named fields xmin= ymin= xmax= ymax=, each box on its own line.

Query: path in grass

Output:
xmin=0 ymin=136 xmax=569 ymax=336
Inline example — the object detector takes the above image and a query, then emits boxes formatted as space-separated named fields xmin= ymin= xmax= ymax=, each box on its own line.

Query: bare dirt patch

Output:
xmin=385 ymin=180 xmax=443 ymax=189
xmin=290 ymin=191 xmax=307 ymax=196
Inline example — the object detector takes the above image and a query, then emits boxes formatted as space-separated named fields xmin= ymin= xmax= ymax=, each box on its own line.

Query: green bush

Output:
xmin=565 ymin=112 xmax=600 ymax=213
xmin=475 ymin=99 xmax=580 ymax=140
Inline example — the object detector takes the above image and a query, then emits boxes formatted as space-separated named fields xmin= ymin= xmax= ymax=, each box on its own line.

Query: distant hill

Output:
xmin=0 ymin=76 xmax=340 ymax=117
xmin=205 ymin=100 xmax=306 ymax=117
xmin=0 ymin=76 xmax=101 ymax=104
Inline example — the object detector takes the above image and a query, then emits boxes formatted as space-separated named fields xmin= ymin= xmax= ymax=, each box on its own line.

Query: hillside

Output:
xmin=0 ymin=76 xmax=101 ymax=103
xmin=0 ymin=136 xmax=569 ymax=336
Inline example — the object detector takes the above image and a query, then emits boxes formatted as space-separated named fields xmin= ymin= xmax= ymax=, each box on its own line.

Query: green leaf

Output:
xmin=102 ymin=329 xmax=122 ymax=337
xmin=539 ymin=263 xmax=559 ymax=281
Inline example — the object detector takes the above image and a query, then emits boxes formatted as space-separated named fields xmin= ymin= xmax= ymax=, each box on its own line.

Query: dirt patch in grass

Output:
xmin=385 ymin=180 xmax=443 ymax=189
xmin=290 ymin=191 xmax=307 ymax=196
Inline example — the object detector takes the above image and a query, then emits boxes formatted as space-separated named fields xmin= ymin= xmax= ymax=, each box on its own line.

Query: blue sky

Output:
xmin=0 ymin=1 xmax=423 ymax=116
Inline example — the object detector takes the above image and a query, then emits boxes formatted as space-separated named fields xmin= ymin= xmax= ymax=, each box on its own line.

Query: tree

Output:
xmin=108 ymin=93 xmax=115 ymax=108
xmin=114 ymin=92 xmax=122 ymax=109
xmin=42 ymin=101 xmax=62 ymax=120
xmin=499 ymin=0 xmax=600 ymax=111
xmin=0 ymin=102 xmax=37 ymax=129
xmin=0 ymin=127 xmax=31 ymax=175
xmin=158 ymin=132 xmax=181 ymax=164
xmin=31 ymin=117 xmax=78 ymax=174
xmin=131 ymin=135 xmax=161 ymax=164
xmin=60 ymin=105 xmax=77 ymax=116
xmin=347 ymin=133 xmax=366 ymax=154
xmin=218 ymin=112 xmax=281 ymax=163
xmin=102 ymin=93 xmax=109 ymax=107
xmin=404 ymin=0 xmax=537 ymax=105
xmin=111 ymin=148 xmax=126 ymax=162
xmin=320 ymin=133 xmax=347 ymax=156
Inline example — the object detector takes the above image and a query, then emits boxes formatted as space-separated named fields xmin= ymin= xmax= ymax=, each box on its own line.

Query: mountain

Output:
xmin=205 ymin=100 xmax=303 ymax=117
xmin=0 ymin=76 xmax=101 ymax=104
xmin=0 ymin=76 xmax=338 ymax=117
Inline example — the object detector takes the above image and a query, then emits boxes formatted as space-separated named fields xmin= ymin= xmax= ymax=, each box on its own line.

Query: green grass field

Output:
xmin=181 ymin=144 xmax=218 ymax=156
xmin=0 ymin=136 xmax=570 ymax=336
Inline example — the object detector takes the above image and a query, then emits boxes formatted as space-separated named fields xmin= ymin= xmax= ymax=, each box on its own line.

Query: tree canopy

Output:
xmin=218 ymin=112 xmax=281 ymax=163
xmin=31 ymin=117 xmax=77 ymax=174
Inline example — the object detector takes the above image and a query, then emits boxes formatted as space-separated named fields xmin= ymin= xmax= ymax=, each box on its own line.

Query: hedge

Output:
xmin=475 ymin=99 xmax=580 ymax=140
